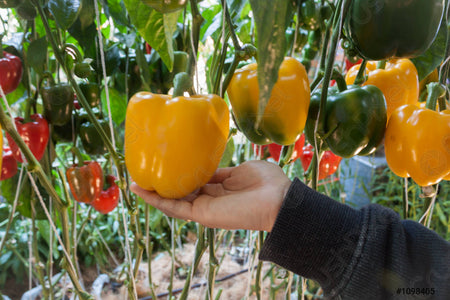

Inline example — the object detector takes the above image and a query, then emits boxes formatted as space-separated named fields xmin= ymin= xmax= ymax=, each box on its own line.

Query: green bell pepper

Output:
xmin=305 ymin=75 xmax=387 ymax=158
xmin=79 ymin=82 xmax=101 ymax=107
xmin=300 ymin=29 xmax=322 ymax=71
xmin=345 ymin=0 xmax=444 ymax=60
xmin=79 ymin=119 xmax=111 ymax=155
xmin=41 ymin=82 xmax=74 ymax=126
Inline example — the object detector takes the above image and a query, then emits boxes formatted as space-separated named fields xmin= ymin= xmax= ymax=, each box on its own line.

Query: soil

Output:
xmin=1 ymin=243 xmax=287 ymax=300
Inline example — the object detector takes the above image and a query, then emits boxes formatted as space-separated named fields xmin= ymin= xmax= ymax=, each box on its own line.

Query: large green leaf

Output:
xmin=48 ymin=0 xmax=82 ymax=30
xmin=27 ymin=36 xmax=48 ymax=75
xmin=101 ymin=88 xmax=127 ymax=125
xmin=249 ymin=0 xmax=295 ymax=127
xmin=124 ymin=0 xmax=180 ymax=71
xmin=411 ymin=19 xmax=448 ymax=81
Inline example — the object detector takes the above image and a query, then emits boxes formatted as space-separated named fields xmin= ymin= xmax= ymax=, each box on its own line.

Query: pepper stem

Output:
xmin=172 ymin=72 xmax=192 ymax=97
xmin=71 ymin=147 xmax=85 ymax=165
xmin=353 ymin=59 xmax=367 ymax=85
xmin=331 ymin=69 xmax=347 ymax=92
xmin=425 ymin=82 xmax=446 ymax=111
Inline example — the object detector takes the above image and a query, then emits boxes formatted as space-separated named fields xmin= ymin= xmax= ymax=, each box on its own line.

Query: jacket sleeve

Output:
xmin=259 ymin=178 xmax=450 ymax=299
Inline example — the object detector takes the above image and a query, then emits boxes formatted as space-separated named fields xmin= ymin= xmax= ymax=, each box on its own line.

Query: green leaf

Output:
xmin=411 ymin=19 xmax=448 ymax=81
xmin=101 ymin=88 xmax=127 ymax=125
xmin=124 ymin=0 xmax=180 ymax=71
xmin=27 ymin=36 xmax=47 ymax=75
xmin=101 ymin=0 xmax=129 ymax=27
xmin=219 ymin=138 xmax=235 ymax=168
xmin=48 ymin=0 xmax=82 ymax=30
xmin=249 ymin=0 xmax=295 ymax=127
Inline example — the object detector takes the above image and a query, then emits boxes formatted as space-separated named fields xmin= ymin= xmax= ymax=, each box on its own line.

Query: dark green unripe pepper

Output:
xmin=41 ymin=83 xmax=74 ymax=126
xmin=79 ymin=119 xmax=111 ymax=155
xmin=299 ymin=0 xmax=320 ymax=31
xmin=345 ymin=0 xmax=444 ymax=60
xmin=305 ymin=77 xmax=387 ymax=158
xmin=15 ymin=0 xmax=36 ymax=20
xmin=79 ymin=82 xmax=101 ymax=107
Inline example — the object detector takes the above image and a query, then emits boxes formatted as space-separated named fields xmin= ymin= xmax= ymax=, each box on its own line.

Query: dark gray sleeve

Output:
xmin=259 ymin=178 xmax=450 ymax=299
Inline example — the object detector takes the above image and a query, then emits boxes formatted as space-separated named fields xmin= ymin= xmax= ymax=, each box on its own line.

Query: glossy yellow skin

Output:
xmin=125 ymin=92 xmax=229 ymax=199
xmin=385 ymin=105 xmax=450 ymax=186
xmin=345 ymin=59 xmax=419 ymax=120
xmin=227 ymin=57 xmax=310 ymax=145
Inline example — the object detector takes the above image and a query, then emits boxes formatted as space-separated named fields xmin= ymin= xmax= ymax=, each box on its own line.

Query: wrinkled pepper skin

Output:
xmin=6 ymin=114 xmax=49 ymax=163
xmin=346 ymin=0 xmax=444 ymax=60
xmin=227 ymin=57 xmax=310 ymax=146
xmin=41 ymin=83 xmax=74 ymax=126
xmin=125 ymin=92 xmax=229 ymax=199
xmin=305 ymin=85 xmax=387 ymax=158
xmin=345 ymin=59 xmax=419 ymax=120
xmin=385 ymin=105 xmax=450 ymax=186
xmin=0 ymin=51 xmax=23 ymax=95
xmin=90 ymin=175 xmax=120 ymax=214
xmin=79 ymin=119 xmax=111 ymax=155
xmin=66 ymin=161 xmax=104 ymax=203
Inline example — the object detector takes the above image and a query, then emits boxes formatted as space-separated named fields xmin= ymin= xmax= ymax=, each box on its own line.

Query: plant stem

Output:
xmin=353 ymin=59 xmax=367 ymax=85
xmin=206 ymin=228 xmax=218 ymax=300
xmin=254 ymin=231 xmax=265 ymax=300
xmin=187 ymin=0 xmax=204 ymax=88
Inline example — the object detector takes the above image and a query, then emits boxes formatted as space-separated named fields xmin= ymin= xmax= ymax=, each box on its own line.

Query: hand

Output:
xmin=130 ymin=160 xmax=292 ymax=232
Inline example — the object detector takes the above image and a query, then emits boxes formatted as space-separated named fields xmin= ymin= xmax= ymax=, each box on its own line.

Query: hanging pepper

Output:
xmin=345 ymin=0 xmax=444 ymax=60
xmin=41 ymin=80 xmax=74 ymax=126
xmin=268 ymin=134 xmax=306 ymax=163
xmin=385 ymin=105 xmax=450 ymax=186
xmin=345 ymin=59 xmax=419 ymax=120
xmin=299 ymin=144 xmax=342 ymax=180
xmin=300 ymin=29 xmax=322 ymax=71
xmin=227 ymin=57 xmax=310 ymax=146
xmin=305 ymin=75 xmax=387 ymax=158
xmin=6 ymin=114 xmax=50 ymax=163
xmin=125 ymin=92 xmax=229 ymax=199
xmin=79 ymin=118 xmax=111 ymax=155
xmin=0 ymin=51 xmax=23 ymax=95
xmin=1 ymin=148 xmax=18 ymax=181
xmin=66 ymin=161 xmax=104 ymax=203
xmin=90 ymin=175 xmax=120 ymax=214
xmin=79 ymin=82 xmax=101 ymax=107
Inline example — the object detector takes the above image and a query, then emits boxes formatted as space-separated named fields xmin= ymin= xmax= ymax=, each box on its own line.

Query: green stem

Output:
xmin=145 ymin=205 xmax=158 ymax=300
xmin=173 ymin=72 xmax=193 ymax=97
xmin=32 ymin=212 xmax=50 ymax=299
xmin=254 ymin=231 xmax=265 ymax=300
xmin=179 ymin=224 xmax=206 ymax=300
xmin=206 ymin=228 xmax=218 ymax=300
xmin=353 ymin=59 xmax=367 ymax=85
xmin=331 ymin=69 xmax=347 ymax=92
xmin=187 ymin=0 xmax=204 ymax=85
xmin=222 ymin=0 xmax=240 ymax=50
xmin=425 ymin=82 xmax=446 ymax=111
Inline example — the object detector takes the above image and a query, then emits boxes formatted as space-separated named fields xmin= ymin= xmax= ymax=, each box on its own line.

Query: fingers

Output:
xmin=208 ymin=167 xmax=234 ymax=184
xmin=130 ymin=183 xmax=194 ymax=221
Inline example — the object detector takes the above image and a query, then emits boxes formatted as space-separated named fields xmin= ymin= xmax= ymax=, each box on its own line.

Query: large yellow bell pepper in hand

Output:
xmin=125 ymin=92 xmax=229 ymax=199
xmin=345 ymin=59 xmax=419 ymax=120
xmin=385 ymin=105 xmax=450 ymax=186
xmin=227 ymin=57 xmax=310 ymax=145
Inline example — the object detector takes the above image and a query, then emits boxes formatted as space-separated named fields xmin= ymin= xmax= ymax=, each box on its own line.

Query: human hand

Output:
xmin=130 ymin=160 xmax=292 ymax=232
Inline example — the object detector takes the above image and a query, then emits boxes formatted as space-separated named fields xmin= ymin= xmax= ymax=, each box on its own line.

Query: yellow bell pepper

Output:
xmin=345 ymin=59 xmax=419 ymax=120
xmin=227 ymin=57 xmax=310 ymax=145
xmin=385 ymin=105 xmax=450 ymax=186
xmin=125 ymin=92 xmax=229 ymax=199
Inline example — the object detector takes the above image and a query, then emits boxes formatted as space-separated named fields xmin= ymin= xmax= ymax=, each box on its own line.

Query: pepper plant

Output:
xmin=0 ymin=0 xmax=449 ymax=299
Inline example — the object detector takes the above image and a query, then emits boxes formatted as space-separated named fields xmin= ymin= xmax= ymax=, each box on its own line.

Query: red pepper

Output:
xmin=6 ymin=114 xmax=50 ymax=163
xmin=90 ymin=175 xmax=120 ymax=214
xmin=0 ymin=51 xmax=23 ymax=95
xmin=66 ymin=161 xmax=104 ymax=204
xmin=145 ymin=42 xmax=152 ymax=55
xmin=0 ymin=147 xmax=18 ymax=181
xmin=299 ymin=144 xmax=342 ymax=180
xmin=268 ymin=134 xmax=306 ymax=162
